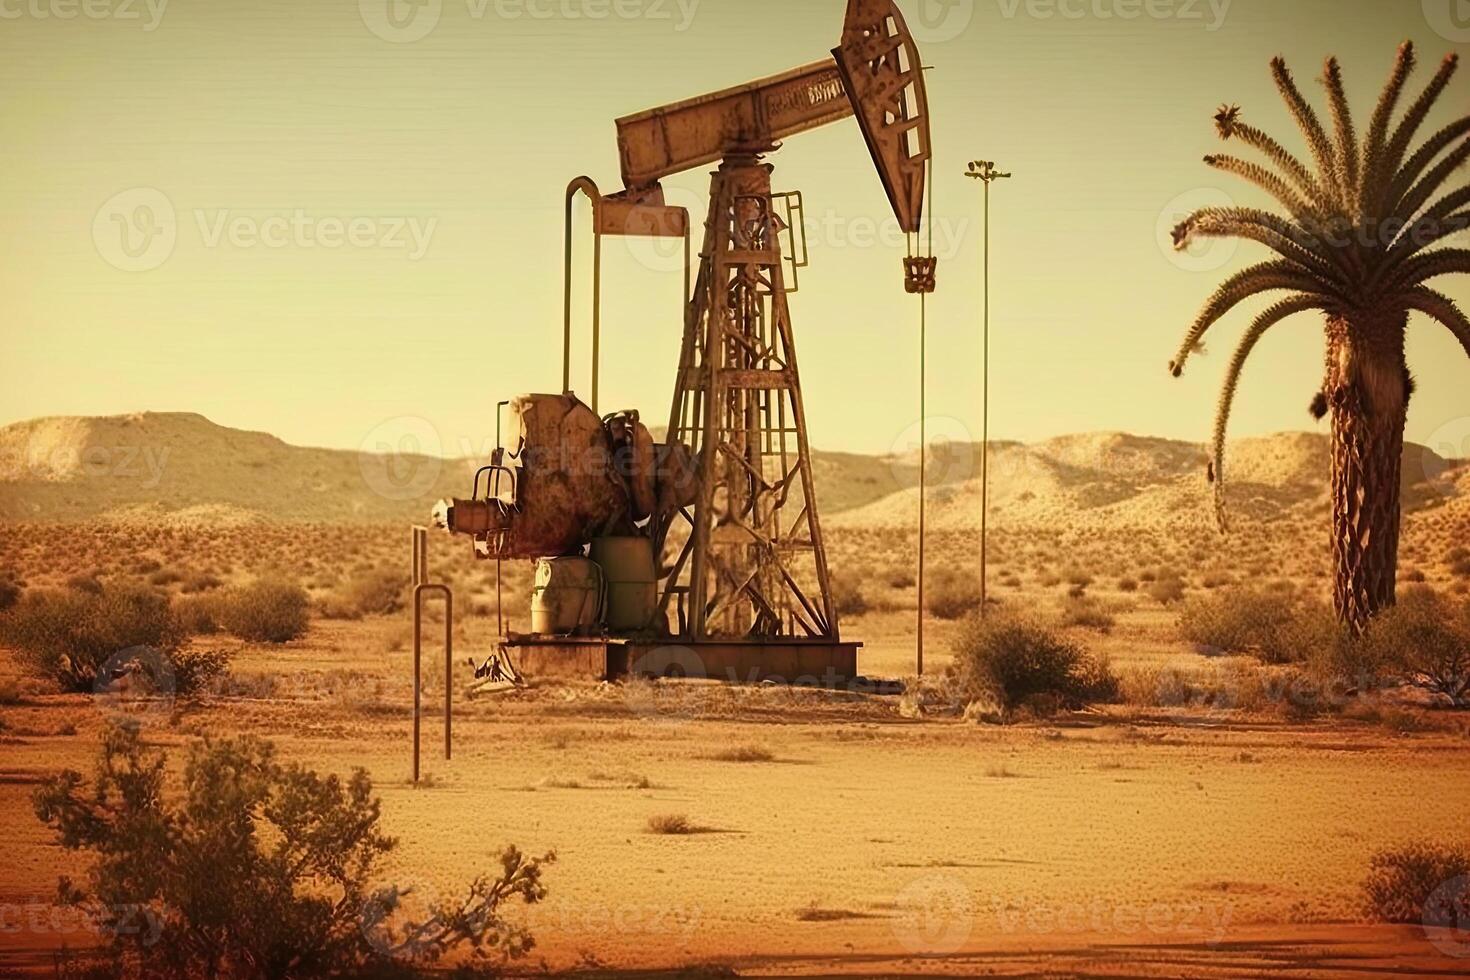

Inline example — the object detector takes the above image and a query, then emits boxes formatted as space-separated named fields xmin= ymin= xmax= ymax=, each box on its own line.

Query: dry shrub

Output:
xmin=0 ymin=582 xmax=180 ymax=691
xmin=829 ymin=567 xmax=869 ymax=618
xmin=926 ymin=569 xmax=983 ymax=621
xmin=172 ymin=594 xmax=222 ymax=635
xmin=950 ymin=613 xmax=1117 ymax=719
xmin=1353 ymin=588 xmax=1470 ymax=706
xmin=215 ymin=580 xmax=310 ymax=644
xmin=0 ymin=577 xmax=19 ymax=612
xmin=1362 ymin=842 xmax=1470 ymax=924
xmin=33 ymin=725 xmax=551 ymax=975
xmin=180 ymin=571 xmax=222 ymax=594
xmin=1178 ymin=588 xmax=1337 ymax=664
xmin=647 ymin=813 xmax=696 ymax=835
xmin=884 ymin=565 xmax=917 ymax=589
xmin=1059 ymin=596 xmax=1115 ymax=633
xmin=1117 ymin=577 xmax=1139 ymax=593
xmin=1147 ymin=575 xmax=1187 ymax=606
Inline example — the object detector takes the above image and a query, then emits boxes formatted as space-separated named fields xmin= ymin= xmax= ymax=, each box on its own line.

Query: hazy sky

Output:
xmin=2 ymin=0 xmax=1467 ymax=461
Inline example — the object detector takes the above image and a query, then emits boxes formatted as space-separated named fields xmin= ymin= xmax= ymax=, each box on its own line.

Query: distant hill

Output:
xmin=0 ymin=412 xmax=1464 ymax=529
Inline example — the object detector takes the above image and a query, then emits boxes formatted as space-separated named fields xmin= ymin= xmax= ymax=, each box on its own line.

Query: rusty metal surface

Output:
xmin=833 ymin=0 xmax=932 ymax=234
xmin=504 ymin=636 xmax=861 ymax=685
xmin=615 ymin=60 xmax=852 ymax=190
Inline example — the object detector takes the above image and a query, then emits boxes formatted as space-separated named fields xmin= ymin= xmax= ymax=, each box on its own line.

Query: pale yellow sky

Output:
xmin=1 ymin=0 xmax=1467 ymax=459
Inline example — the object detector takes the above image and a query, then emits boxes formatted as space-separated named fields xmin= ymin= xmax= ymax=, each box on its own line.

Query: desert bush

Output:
xmin=884 ymin=565 xmax=917 ymax=589
xmin=179 ymin=571 xmax=222 ymax=594
xmin=1059 ymin=596 xmax=1115 ymax=633
xmin=647 ymin=813 xmax=696 ymax=835
xmin=1179 ymin=589 xmax=1298 ymax=659
xmin=1356 ymin=588 xmax=1470 ymax=706
xmin=64 ymin=573 xmax=103 ymax=595
xmin=1362 ymin=841 xmax=1470 ymax=924
xmin=1117 ymin=577 xmax=1139 ymax=593
xmin=169 ymin=647 xmax=234 ymax=694
xmin=147 ymin=566 xmax=184 ymax=587
xmin=949 ymin=613 xmax=1118 ymax=719
xmin=215 ymin=580 xmax=310 ymax=643
xmin=926 ymin=569 xmax=983 ymax=621
xmin=341 ymin=567 xmax=410 ymax=617
xmin=0 ymin=582 xmax=180 ymax=691
xmin=33 ymin=725 xmax=552 ymax=977
xmin=171 ymin=593 xmax=222 ymax=635
xmin=1147 ymin=575 xmax=1187 ymax=606
xmin=829 ymin=567 xmax=869 ymax=618
xmin=0 ymin=577 xmax=19 ymax=612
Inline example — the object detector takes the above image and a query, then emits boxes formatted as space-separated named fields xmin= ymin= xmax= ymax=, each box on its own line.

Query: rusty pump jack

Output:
xmin=439 ymin=0 xmax=935 ymax=684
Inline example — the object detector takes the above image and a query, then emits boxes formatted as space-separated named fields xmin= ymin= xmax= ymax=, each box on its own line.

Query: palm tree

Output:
xmin=1168 ymin=42 xmax=1470 ymax=633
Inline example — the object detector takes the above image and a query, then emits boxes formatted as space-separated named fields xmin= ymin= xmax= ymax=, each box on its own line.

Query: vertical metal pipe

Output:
xmin=412 ymin=591 xmax=421 ymax=784
xmin=444 ymin=592 xmax=452 ymax=761
xmin=592 ymin=229 xmax=602 ymax=414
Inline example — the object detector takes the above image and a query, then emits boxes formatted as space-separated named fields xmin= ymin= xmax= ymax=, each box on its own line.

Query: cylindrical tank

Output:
xmin=530 ymin=558 xmax=604 ymax=635
xmin=590 ymin=537 xmax=657 ymax=633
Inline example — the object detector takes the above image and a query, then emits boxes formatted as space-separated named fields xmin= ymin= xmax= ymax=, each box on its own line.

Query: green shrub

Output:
xmin=33 ymin=725 xmax=552 ymax=976
xmin=0 ymin=582 xmax=180 ymax=691
xmin=926 ymin=569 xmax=983 ymax=620
xmin=950 ymin=613 xmax=1118 ymax=719
xmin=1362 ymin=842 xmax=1470 ymax=924
xmin=216 ymin=580 xmax=310 ymax=643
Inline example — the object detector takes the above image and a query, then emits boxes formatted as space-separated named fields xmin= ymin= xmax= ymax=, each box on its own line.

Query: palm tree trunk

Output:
xmin=1323 ymin=313 xmax=1409 ymax=633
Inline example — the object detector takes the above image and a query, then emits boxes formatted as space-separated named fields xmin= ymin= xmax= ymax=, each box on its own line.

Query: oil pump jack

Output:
xmin=435 ymin=0 xmax=935 ymax=684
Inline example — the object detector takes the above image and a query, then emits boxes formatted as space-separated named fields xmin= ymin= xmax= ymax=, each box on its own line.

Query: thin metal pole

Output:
xmin=592 ymin=230 xmax=602 ymax=414
xmin=444 ymin=592 xmax=453 ymax=761
xmin=918 ymin=287 xmax=926 ymax=677
xmin=981 ymin=178 xmax=989 ymax=616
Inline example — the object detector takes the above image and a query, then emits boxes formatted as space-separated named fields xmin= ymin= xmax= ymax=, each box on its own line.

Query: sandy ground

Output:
xmin=3 ymin=613 xmax=1470 ymax=978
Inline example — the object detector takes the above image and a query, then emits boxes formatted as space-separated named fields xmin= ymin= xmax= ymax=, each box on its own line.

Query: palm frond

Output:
xmin=1174 ymin=206 xmax=1338 ymax=277
xmin=1272 ymin=57 xmax=1341 ymax=204
xmin=1210 ymin=295 xmax=1326 ymax=530
xmin=1214 ymin=105 xmax=1332 ymax=210
xmin=1390 ymin=247 xmax=1470 ymax=292
xmin=1362 ymin=42 xmax=1418 ymax=196
xmin=1321 ymin=58 xmax=1360 ymax=204
xmin=1403 ymin=286 xmax=1470 ymax=358
xmin=1374 ymin=53 xmax=1461 ymax=217
xmin=1170 ymin=260 xmax=1333 ymax=377
xmin=1392 ymin=139 xmax=1470 ymax=231
xmin=1204 ymin=154 xmax=1318 ymax=224
xmin=1388 ymin=116 xmax=1470 ymax=211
